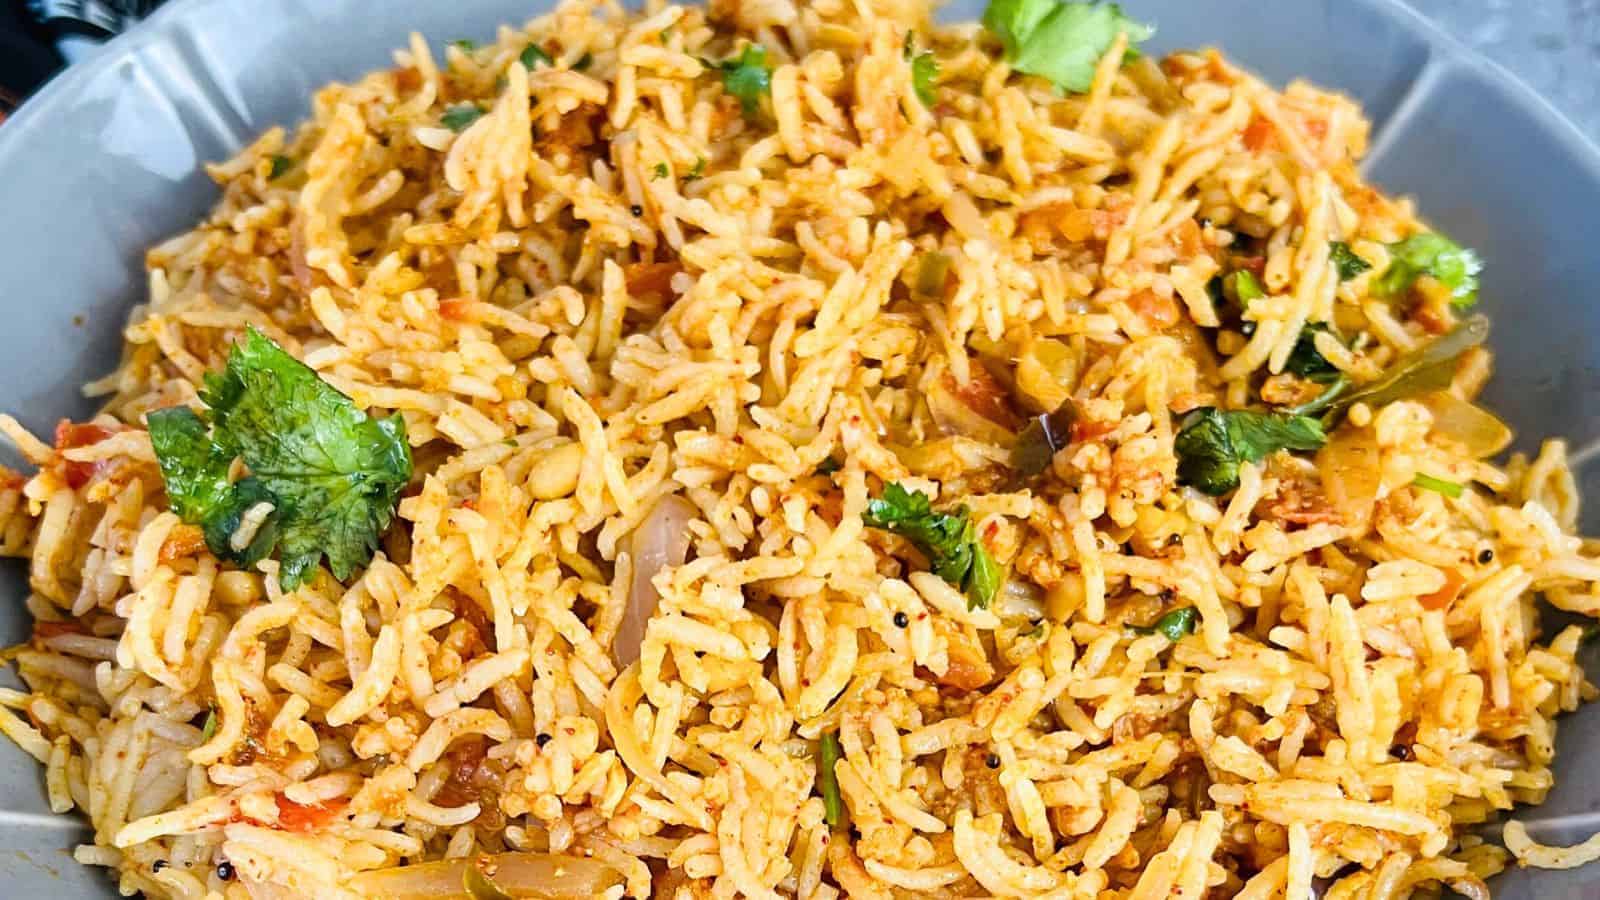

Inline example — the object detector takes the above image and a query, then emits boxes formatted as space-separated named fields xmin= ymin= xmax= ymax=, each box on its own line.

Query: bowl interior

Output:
xmin=2 ymin=0 xmax=1598 ymax=895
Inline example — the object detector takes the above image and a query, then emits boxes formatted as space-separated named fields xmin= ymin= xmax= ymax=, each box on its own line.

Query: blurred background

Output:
xmin=1 ymin=0 xmax=1598 ymax=140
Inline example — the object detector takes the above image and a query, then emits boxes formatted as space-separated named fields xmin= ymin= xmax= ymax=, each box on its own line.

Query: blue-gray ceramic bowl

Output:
xmin=1 ymin=0 xmax=1597 ymax=896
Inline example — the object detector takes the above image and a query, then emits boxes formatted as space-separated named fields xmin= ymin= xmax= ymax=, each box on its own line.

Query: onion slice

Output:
xmin=615 ymin=495 xmax=696 ymax=666
xmin=346 ymin=853 xmax=623 ymax=899
xmin=1418 ymin=391 xmax=1512 ymax=459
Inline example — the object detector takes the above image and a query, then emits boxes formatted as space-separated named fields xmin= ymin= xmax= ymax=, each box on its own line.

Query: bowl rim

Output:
xmin=3 ymin=0 xmax=1600 ymax=181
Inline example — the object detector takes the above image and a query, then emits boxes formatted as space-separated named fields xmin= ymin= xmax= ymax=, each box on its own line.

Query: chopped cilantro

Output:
xmin=1284 ymin=323 xmax=1341 ymax=384
xmin=1174 ymin=408 xmax=1326 ymax=496
xmin=441 ymin=104 xmax=485 ymax=132
xmin=982 ymin=0 xmax=1153 ymax=94
xmin=903 ymin=32 xmax=939 ymax=106
xmin=520 ymin=44 xmax=553 ymax=70
xmin=268 ymin=155 xmax=293 ymax=180
xmin=707 ymin=44 xmax=773 ymax=118
xmin=451 ymin=39 xmax=478 ymax=52
xmin=1329 ymin=241 xmax=1372 ymax=280
xmin=863 ymin=483 xmax=1001 ymax=611
xmin=912 ymin=52 xmax=940 ymax=106
xmin=199 ymin=706 xmax=217 ymax=743
xmin=651 ymin=162 xmax=670 ymax=180
xmin=1377 ymin=233 xmax=1482 ymax=309
xmin=683 ymin=157 xmax=707 ymax=182
xmin=146 ymin=327 xmax=413 ymax=590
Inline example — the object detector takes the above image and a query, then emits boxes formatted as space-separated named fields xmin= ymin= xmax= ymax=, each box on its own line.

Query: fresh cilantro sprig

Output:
xmin=1174 ymin=408 xmax=1327 ymax=496
xmin=706 ymin=44 xmax=773 ymax=118
xmin=147 ymin=327 xmax=413 ymax=591
xmin=1377 ymin=233 xmax=1481 ymax=309
xmin=904 ymin=32 xmax=940 ymax=106
xmin=441 ymin=104 xmax=485 ymax=132
xmin=1329 ymin=241 xmax=1372 ymax=281
xmin=863 ymin=483 xmax=1001 ymax=611
xmin=520 ymin=44 xmax=553 ymax=70
xmin=1284 ymin=323 xmax=1342 ymax=384
xmin=982 ymin=0 xmax=1153 ymax=94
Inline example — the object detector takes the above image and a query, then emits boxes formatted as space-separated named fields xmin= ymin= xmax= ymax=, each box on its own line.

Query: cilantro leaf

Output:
xmin=1377 ymin=233 xmax=1482 ymax=309
xmin=451 ymin=39 xmax=478 ymax=52
xmin=1175 ymin=408 xmax=1326 ymax=496
xmin=982 ymin=0 xmax=1153 ymax=94
xmin=268 ymin=155 xmax=293 ymax=180
xmin=147 ymin=407 xmax=235 ymax=523
xmin=864 ymin=483 xmax=1001 ymax=610
xmin=707 ymin=45 xmax=773 ymax=118
xmin=441 ymin=104 xmax=485 ymax=132
xmin=1329 ymin=241 xmax=1372 ymax=281
xmin=1284 ymin=323 xmax=1341 ymax=383
xmin=147 ymin=328 xmax=412 ymax=590
xmin=912 ymin=52 xmax=939 ymax=106
xmin=683 ymin=157 xmax=707 ymax=182
xmin=520 ymin=44 xmax=553 ymax=70
xmin=651 ymin=162 xmax=669 ymax=180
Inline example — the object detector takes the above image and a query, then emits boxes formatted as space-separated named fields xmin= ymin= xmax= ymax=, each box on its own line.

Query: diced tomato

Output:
xmin=439 ymin=297 xmax=475 ymax=321
xmin=950 ymin=366 xmax=1022 ymax=431
xmin=274 ymin=794 xmax=348 ymax=832
xmin=32 ymin=621 xmax=86 ymax=640
xmin=1233 ymin=255 xmax=1267 ymax=275
xmin=158 ymin=525 xmax=209 ymax=563
xmin=1242 ymin=115 xmax=1276 ymax=153
xmin=1128 ymin=290 xmax=1181 ymax=330
xmin=623 ymin=261 xmax=683 ymax=298
xmin=53 ymin=420 xmax=128 ymax=489
xmin=1419 ymin=568 xmax=1466 ymax=611
xmin=1071 ymin=420 xmax=1117 ymax=443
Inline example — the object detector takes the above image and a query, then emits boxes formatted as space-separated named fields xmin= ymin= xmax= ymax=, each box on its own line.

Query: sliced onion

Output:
xmin=1014 ymin=337 xmax=1079 ymax=414
xmin=1316 ymin=428 xmax=1381 ymax=531
xmin=1419 ymin=391 xmax=1512 ymax=459
xmin=346 ymin=853 xmax=624 ymax=899
xmin=996 ymin=577 xmax=1046 ymax=622
xmin=615 ymin=495 xmax=696 ymax=666
xmin=1125 ymin=55 xmax=1181 ymax=112
xmin=927 ymin=377 xmax=1016 ymax=446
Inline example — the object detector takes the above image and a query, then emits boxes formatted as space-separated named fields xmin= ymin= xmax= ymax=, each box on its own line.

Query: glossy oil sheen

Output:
xmin=0 ymin=0 xmax=1597 ymax=895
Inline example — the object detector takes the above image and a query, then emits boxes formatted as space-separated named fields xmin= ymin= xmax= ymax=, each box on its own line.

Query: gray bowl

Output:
xmin=2 ymin=0 xmax=1598 ymax=896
